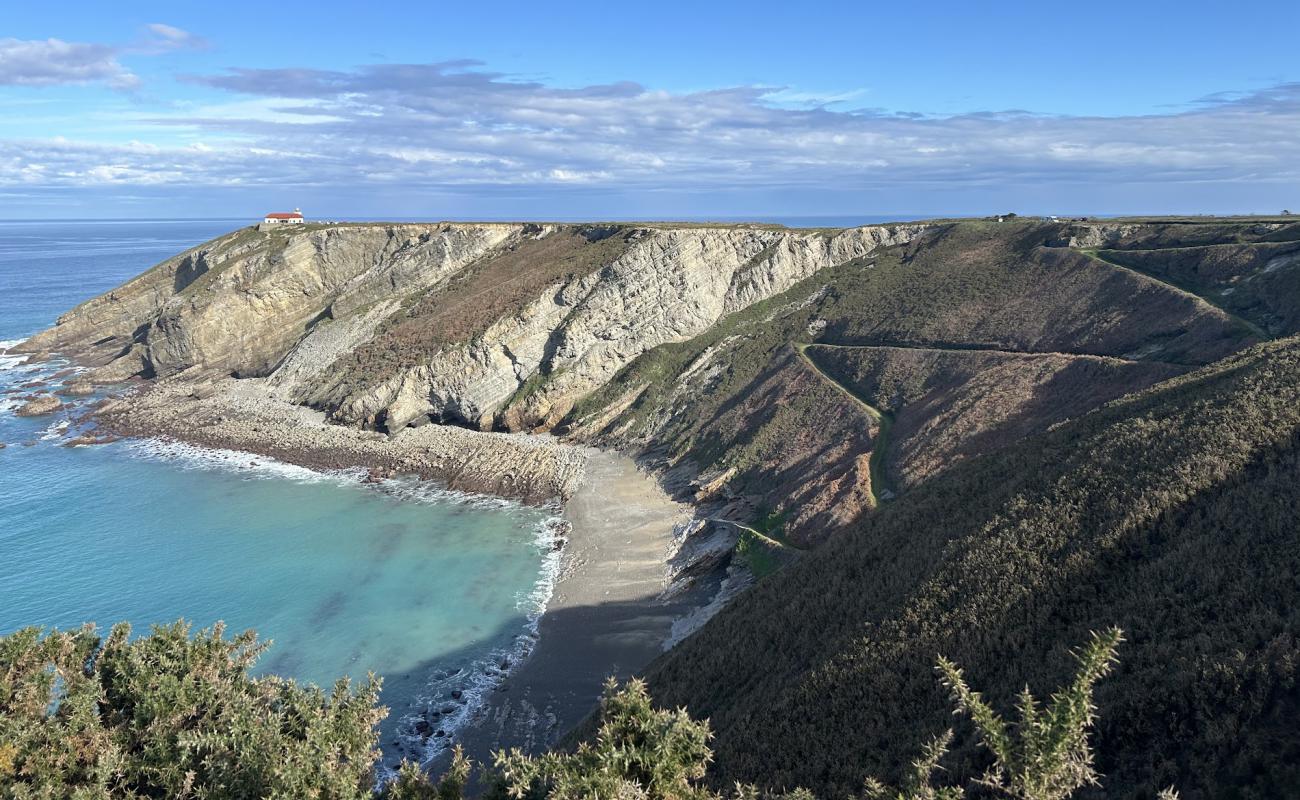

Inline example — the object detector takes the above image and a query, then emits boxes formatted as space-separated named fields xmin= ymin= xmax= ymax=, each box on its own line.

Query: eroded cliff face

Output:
xmin=20 ymin=221 xmax=930 ymax=433
xmin=15 ymin=223 xmax=520 ymax=380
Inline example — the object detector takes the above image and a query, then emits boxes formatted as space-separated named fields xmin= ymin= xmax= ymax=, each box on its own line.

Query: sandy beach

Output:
xmin=453 ymin=447 xmax=695 ymax=762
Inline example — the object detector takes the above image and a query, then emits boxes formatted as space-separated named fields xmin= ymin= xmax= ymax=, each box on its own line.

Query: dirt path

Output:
xmin=1078 ymin=248 xmax=1271 ymax=341
xmin=794 ymin=343 xmax=895 ymax=504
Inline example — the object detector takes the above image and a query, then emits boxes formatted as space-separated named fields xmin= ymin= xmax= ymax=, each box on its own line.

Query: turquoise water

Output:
xmin=0 ymin=220 xmax=559 ymax=764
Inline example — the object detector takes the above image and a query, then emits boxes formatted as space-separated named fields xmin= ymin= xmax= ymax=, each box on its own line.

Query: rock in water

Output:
xmin=15 ymin=394 xmax=62 ymax=417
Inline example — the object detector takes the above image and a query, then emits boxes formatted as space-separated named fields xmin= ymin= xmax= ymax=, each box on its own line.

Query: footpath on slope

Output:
xmin=453 ymin=447 xmax=696 ymax=763
xmin=794 ymin=342 xmax=895 ymax=504
xmin=1076 ymin=248 xmax=1272 ymax=341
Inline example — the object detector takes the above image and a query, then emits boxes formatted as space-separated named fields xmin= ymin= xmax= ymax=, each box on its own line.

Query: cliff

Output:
xmin=17 ymin=215 xmax=1300 ymax=796
xmin=16 ymin=221 xmax=928 ymax=433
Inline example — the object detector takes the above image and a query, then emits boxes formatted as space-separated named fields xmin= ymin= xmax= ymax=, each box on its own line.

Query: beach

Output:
xmin=94 ymin=376 xmax=587 ymax=505
xmin=454 ymin=447 xmax=695 ymax=761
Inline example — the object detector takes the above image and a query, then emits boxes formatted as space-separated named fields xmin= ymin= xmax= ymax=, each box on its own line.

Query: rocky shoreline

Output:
xmin=94 ymin=376 xmax=587 ymax=506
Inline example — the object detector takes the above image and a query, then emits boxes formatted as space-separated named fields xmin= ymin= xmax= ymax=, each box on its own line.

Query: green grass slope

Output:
xmin=644 ymin=335 xmax=1300 ymax=798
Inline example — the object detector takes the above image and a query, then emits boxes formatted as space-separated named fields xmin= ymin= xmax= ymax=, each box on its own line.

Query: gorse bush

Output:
xmin=936 ymin=628 xmax=1122 ymax=800
xmin=1 ymin=622 xmax=1141 ymax=799
xmin=860 ymin=731 xmax=961 ymax=800
xmin=426 ymin=630 xmax=1165 ymax=800
xmin=0 ymin=620 xmax=384 ymax=798
xmin=644 ymin=335 xmax=1300 ymax=797
xmin=381 ymin=747 xmax=471 ymax=800
xmin=490 ymin=677 xmax=714 ymax=800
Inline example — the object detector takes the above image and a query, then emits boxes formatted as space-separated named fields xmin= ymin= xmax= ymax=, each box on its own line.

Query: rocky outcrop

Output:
xmin=310 ymin=224 xmax=929 ymax=432
xmin=1052 ymin=222 xmax=1143 ymax=249
xmin=14 ymin=223 xmax=523 ymax=382
xmin=15 ymin=394 xmax=62 ymax=417
xmin=95 ymin=377 xmax=586 ymax=505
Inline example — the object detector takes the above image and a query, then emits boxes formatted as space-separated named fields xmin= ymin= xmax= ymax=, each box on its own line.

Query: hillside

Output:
xmin=565 ymin=219 xmax=1276 ymax=543
xmin=12 ymin=215 xmax=1300 ymax=796
xmin=644 ymin=334 xmax=1300 ymax=798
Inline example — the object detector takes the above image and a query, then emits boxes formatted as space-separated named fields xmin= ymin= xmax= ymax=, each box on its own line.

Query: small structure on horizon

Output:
xmin=263 ymin=208 xmax=305 ymax=225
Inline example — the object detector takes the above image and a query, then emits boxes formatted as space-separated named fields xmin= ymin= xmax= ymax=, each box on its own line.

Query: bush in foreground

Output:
xmin=1 ymin=621 xmax=1154 ymax=799
xmin=1 ymin=621 xmax=382 ymax=798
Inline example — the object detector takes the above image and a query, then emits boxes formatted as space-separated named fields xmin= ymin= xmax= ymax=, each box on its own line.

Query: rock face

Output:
xmin=17 ymin=221 xmax=931 ymax=433
xmin=15 ymin=394 xmax=62 ymax=417
xmin=94 ymin=378 xmax=586 ymax=505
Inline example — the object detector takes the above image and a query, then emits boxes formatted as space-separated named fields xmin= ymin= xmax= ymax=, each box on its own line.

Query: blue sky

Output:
xmin=1 ymin=0 xmax=1297 ymax=219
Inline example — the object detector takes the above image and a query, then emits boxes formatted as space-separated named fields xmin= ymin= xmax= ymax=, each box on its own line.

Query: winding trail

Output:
xmin=802 ymin=339 xmax=1174 ymax=364
xmin=1077 ymin=247 xmax=1272 ymax=341
xmin=793 ymin=343 xmax=895 ymax=506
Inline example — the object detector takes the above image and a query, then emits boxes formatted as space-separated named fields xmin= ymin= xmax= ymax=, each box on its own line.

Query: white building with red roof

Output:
xmin=262 ymin=208 xmax=305 ymax=224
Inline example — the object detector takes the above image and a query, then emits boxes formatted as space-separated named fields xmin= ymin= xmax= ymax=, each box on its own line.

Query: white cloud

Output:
xmin=0 ymin=24 xmax=205 ymax=91
xmin=136 ymin=24 xmax=208 ymax=54
xmin=0 ymin=37 xmax=138 ymax=89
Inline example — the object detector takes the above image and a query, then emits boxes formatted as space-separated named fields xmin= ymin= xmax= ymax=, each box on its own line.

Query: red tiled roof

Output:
xmin=264 ymin=212 xmax=303 ymax=219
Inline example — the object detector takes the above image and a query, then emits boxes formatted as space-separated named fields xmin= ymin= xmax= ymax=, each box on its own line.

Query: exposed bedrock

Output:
xmin=22 ymin=221 xmax=930 ymax=433
xmin=16 ymin=223 xmax=521 ymax=383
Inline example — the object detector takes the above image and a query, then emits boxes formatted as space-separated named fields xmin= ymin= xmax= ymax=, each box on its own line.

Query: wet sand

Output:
xmin=454 ymin=447 xmax=695 ymax=762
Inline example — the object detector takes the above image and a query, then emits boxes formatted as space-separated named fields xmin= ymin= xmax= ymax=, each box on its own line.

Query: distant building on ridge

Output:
xmin=263 ymin=208 xmax=305 ymax=224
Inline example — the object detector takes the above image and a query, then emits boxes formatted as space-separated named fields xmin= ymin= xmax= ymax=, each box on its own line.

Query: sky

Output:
xmin=1 ymin=0 xmax=1298 ymax=220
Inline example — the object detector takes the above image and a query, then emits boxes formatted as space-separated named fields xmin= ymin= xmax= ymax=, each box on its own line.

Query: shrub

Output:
xmin=490 ymin=677 xmax=715 ymax=800
xmin=0 ymin=620 xmax=383 ymax=799
xmin=937 ymin=628 xmax=1122 ymax=800
xmin=0 ymin=621 xmax=1152 ymax=799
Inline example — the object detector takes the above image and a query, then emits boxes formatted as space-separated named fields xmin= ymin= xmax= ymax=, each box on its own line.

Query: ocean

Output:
xmin=0 ymin=219 xmax=559 ymax=766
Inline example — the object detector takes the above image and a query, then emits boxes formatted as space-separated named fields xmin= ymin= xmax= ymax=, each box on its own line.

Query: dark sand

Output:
xmin=454 ymin=447 xmax=696 ymax=762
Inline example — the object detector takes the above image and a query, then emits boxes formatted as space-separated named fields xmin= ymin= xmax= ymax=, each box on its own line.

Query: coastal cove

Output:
xmin=0 ymin=220 xmax=692 ymax=768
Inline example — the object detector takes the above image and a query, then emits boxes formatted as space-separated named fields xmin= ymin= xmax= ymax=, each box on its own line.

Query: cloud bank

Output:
xmin=2 ymin=56 xmax=1297 ymax=212
xmin=0 ymin=26 xmax=204 ymax=91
